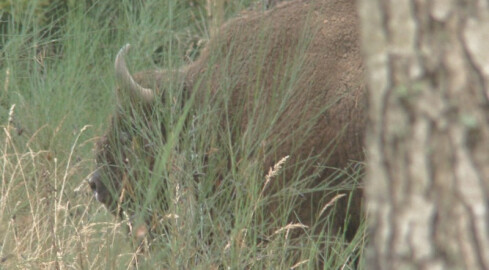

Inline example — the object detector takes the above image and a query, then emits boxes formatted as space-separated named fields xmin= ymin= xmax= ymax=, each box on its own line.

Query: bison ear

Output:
xmin=115 ymin=44 xmax=155 ymax=103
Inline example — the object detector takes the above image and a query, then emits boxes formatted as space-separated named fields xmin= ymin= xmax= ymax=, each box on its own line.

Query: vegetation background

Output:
xmin=0 ymin=0 xmax=365 ymax=268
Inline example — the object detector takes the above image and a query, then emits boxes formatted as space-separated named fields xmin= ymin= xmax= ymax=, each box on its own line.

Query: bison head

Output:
xmin=89 ymin=44 xmax=182 ymax=218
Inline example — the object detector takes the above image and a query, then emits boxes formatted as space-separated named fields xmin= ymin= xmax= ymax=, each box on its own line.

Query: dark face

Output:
xmin=89 ymin=106 xmax=167 ymax=217
xmin=92 ymin=44 xmax=178 ymax=218
xmin=89 ymin=119 xmax=130 ymax=215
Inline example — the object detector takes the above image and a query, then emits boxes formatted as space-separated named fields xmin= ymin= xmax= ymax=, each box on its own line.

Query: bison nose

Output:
xmin=88 ymin=171 xmax=99 ymax=192
xmin=89 ymin=180 xmax=96 ymax=191
xmin=89 ymin=170 xmax=107 ymax=204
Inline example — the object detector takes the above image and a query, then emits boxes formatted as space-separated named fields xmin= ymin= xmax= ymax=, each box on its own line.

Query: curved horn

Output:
xmin=115 ymin=44 xmax=154 ymax=103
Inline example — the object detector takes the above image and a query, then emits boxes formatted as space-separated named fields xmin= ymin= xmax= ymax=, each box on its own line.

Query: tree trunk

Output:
xmin=358 ymin=1 xmax=489 ymax=269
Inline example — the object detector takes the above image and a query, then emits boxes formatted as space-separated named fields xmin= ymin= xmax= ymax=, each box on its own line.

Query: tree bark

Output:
xmin=358 ymin=0 xmax=489 ymax=269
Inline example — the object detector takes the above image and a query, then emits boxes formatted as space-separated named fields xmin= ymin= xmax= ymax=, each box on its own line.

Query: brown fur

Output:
xmin=91 ymin=0 xmax=365 ymax=241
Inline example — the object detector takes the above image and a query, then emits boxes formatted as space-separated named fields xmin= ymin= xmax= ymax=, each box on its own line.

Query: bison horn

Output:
xmin=115 ymin=44 xmax=154 ymax=103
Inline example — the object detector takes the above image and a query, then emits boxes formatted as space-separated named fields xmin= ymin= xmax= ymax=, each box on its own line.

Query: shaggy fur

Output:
xmin=91 ymin=0 xmax=366 ymax=239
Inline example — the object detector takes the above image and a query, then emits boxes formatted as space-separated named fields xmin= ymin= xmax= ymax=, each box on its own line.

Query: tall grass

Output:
xmin=0 ymin=0 xmax=366 ymax=269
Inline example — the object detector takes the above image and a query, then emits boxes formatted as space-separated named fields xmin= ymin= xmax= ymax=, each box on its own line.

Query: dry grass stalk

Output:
xmin=273 ymin=223 xmax=308 ymax=239
xmin=251 ymin=155 xmax=290 ymax=220
xmin=224 ymin=228 xmax=248 ymax=252
xmin=8 ymin=104 xmax=15 ymax=127
xmin=318 ymin=193 xmax=346 ymax=217
xmin=290 ymin=259 xmax=309 ymax=269
xmin=4 ymin=68 xmax=9 ymax=93
xmin=263 ymin=155 xmax=289 ymax=193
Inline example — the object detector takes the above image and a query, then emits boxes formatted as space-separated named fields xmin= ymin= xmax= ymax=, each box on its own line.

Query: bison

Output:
xmin=90 ymin=0 xmax=365 ymax=246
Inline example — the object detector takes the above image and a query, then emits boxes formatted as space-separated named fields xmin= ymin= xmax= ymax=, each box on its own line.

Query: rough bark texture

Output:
xmin=358 ymin=0 xmax=489 ymax=269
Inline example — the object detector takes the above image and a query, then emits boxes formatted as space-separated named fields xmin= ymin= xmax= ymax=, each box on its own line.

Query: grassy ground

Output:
xmin=0 ymin=0 xmax=366 ymax=269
